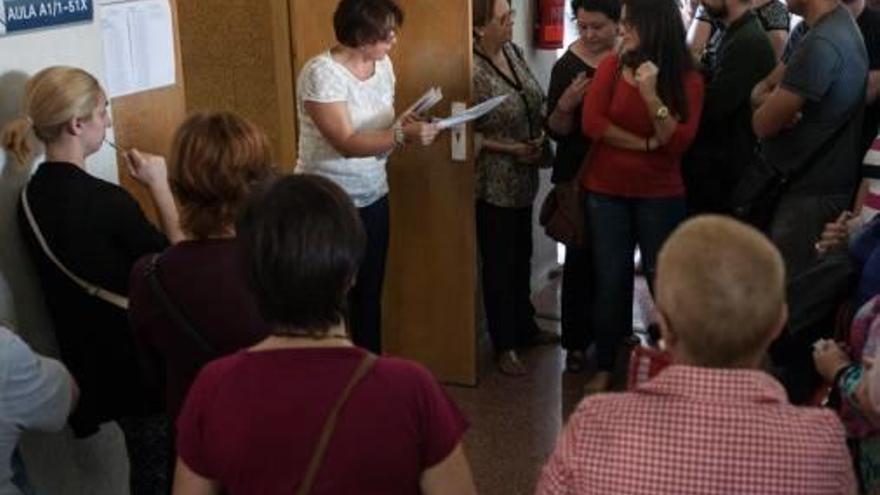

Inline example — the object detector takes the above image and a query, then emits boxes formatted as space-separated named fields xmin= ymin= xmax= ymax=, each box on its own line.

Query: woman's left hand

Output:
xmin=813 ymin=339 xmax=852 ymax=382
xmin=634 ymin=61 xmax=659 ymax=99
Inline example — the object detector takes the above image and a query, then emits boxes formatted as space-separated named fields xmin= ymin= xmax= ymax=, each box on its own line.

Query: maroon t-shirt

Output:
xmin=176 ymin=347 xmax=469 ymax=494
xmin=129 ymin=238 xmax=269 ymax=420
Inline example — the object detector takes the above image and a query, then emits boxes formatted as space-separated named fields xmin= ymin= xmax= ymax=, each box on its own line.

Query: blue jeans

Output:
xmin=587 ymin=193 xmax=686 ymax=371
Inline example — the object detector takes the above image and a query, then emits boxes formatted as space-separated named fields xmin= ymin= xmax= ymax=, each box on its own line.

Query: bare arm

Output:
xmin=687 ymin=18 xmax=712 ymax=60
xmin=172 ymin=458 xmax=221 ymax=495
xmin=304 ymin=101 xmax=438 ymax=158
xmin=634 ymin=62 xmax=679 ymax=145
xmin=767 ymin=30 xmax=789 ymax=61
xmin=125 ymin=150 xmax=184 ymax=244
xmin=751 ymin=63 xmax=786 ymax=109
xmin=420 ymin=444 xmax=477 ymax=495
xmin=547 ymin=73 xmax=590 ymax=136
xmin=752 ymin=86 xmax=805 ymax=139
xmin=867 ymin=70 xmax=880 ymax=104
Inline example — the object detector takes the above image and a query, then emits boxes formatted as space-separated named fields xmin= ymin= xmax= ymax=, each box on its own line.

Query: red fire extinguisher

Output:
xmin=535 ymin=0 xmax=565 ymax=49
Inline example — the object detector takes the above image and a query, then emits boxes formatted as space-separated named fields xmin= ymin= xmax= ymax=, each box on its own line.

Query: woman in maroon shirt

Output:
xmin=580 ymin=0 xmax=704 ymax=392
xmin=173 ymin=175 xmax=476 ymax=495
xmin=129 ymin=112 xmax=275 ymax=421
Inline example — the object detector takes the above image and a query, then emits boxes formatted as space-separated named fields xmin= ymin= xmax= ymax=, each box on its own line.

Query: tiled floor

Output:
xmin=445 ymin=271 xmax=655 ymax=495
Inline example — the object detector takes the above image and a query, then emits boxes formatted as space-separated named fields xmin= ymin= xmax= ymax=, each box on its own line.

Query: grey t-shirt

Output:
xmin=763 ymin=5 xmax=867 ymax=196
xmin=0 ymin=326 xmax=72 ymax=495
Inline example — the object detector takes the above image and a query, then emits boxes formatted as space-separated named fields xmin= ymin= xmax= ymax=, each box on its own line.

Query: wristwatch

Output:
xmin=655 ymin=105 xmax=670 ymax=122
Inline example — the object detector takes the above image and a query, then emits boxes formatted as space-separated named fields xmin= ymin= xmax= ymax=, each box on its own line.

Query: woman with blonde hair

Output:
xmin=129 ymin=111 xmax=275 ymax=423
xmin=1 ymin=65 xmax=183 ymax=493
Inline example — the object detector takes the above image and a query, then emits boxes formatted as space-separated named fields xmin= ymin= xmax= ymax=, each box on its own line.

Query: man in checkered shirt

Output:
xmin=537 ymin=216 xmax=856 ymax=495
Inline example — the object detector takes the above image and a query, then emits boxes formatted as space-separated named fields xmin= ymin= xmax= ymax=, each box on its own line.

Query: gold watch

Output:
xmin=655 ymin=105 xmax=670 ymax=122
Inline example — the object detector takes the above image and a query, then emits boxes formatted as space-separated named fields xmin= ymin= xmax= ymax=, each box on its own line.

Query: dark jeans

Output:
xmin=768 ymin=193 xmax=852 ymax=403
xmin=349 ymin=195 xmax=389 ymax=354
xmin=587 ymin=193 xmax=686 ymax=371
xmin=476 ymin=201 xmax=540 ymax=353
xmin=769 ymin=193 xmax=851 ymax=278
xmin=561 ymin=244 xmax=592 ymax=351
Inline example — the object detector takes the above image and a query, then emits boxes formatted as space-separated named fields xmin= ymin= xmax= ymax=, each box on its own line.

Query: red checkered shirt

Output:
xmin=536 ymin=366 xmax=856 ymax=495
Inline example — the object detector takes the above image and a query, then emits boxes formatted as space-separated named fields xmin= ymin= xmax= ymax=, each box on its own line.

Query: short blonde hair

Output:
xmin=1 ymin=66 xmax=103 ymax=165
xmin=655 ymin=215 xmax=786 ymax=367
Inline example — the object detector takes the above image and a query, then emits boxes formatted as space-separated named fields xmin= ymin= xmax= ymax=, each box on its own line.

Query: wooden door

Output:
xmin=290 ymin=0 xmax=477 ymax=384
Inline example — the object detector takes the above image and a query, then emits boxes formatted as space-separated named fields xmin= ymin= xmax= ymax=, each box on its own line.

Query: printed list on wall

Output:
xmin=98 ymin=0 xmax=175 ymax=98
xmin=0 ymin=0 xmax=93 ymax=36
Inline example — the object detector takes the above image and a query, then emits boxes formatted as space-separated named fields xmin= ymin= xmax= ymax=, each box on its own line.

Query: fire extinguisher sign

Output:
xmin=535 ymin=0 xmax=565 ymax=49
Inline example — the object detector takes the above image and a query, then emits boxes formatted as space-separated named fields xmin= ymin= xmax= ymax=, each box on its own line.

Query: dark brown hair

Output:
xmin=472 ymin=0 xmax=497 ymax=28
xmin=620 ymin=0 xmax=694 ymax=121
xmin=238 ymin=175 xmax=366 ymax=334
xmin=170 ymin=112 xmax=275 ymax=239
xmin=333 ymin=0 xmax=404 ymax=48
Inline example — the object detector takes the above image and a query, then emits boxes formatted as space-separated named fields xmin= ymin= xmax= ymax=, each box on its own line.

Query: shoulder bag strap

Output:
xmin=296 ymin=352 xmax=378 ymax=495
xmin=20 ymin=185 xmax=129 ymax=310
xmin=145 ymin=254 xmax=217 ymax=356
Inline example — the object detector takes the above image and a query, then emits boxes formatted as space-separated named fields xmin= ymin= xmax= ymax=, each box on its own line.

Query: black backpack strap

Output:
xmin=145 ymin=254 xmax=217 ymax=356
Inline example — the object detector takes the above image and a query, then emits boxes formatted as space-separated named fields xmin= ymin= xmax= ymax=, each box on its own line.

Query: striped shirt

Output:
xmin=861 ymin=134 xmax=880 ymax=224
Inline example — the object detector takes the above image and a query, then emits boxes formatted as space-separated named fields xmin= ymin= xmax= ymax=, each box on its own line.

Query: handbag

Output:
xmin=731 ymin=110 xmax=857 ymax=231
xmin=539 ymin=139 xmax=596 ymax=247
xmin=539 ymin=177 xmax=586 ymax=246
xmin=296 ymin=352 xmax=377 ymax=495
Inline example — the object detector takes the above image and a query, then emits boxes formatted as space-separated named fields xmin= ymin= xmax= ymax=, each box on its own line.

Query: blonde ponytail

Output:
xmin=0 ymin=66 xmax=103 ymax=167
xmin=1 ymin=116 xmax=35 ymax=166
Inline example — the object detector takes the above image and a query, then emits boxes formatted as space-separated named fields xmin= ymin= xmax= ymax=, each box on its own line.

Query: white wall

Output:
xmin=510 ymin=0 xmax=562 ymax=290
xmin=0 ymin=13 xmax=129 ymax=495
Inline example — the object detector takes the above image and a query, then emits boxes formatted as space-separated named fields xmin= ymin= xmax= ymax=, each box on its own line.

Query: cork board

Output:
xmin=110 ymin=0 xmax=186 ymax=223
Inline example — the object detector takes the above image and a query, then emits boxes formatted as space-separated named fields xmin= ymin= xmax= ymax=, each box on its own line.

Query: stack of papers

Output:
xmin=400 ymin=87 xmax=444 ymax=118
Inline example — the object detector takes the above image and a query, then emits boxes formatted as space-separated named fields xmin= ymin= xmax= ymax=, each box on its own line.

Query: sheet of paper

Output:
xmin=100 ymin=0 xmax=175 ymax=97
xmin=434 ymin=94 xmax=508 ymax=130
xmin=399 ymin=86 xmax=443 ymax=120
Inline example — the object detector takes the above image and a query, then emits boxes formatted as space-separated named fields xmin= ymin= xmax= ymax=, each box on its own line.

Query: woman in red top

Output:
xmin=173 ymin=175 xmax=476 ymax=495
xmin=580 ymin=0 xmax=704 ymax=392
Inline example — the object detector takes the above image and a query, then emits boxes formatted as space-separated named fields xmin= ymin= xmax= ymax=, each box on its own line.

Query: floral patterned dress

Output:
xmin=473 ymin=43 xmax=549 ymax=208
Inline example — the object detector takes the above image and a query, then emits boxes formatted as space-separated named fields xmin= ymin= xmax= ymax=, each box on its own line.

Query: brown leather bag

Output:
xmin=539 ymin=147 xmax=593 ymax=247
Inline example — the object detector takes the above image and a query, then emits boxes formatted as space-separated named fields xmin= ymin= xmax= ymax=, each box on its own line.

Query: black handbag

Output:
xmin=731 ymin=114 xmax=856 ymax=231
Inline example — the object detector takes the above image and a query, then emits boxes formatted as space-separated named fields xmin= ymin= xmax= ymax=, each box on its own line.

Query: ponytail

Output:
xmin=1 ymin=116 xmax=35 ymax=166
xmin=1 ymin=66 xmax=103 ymax=167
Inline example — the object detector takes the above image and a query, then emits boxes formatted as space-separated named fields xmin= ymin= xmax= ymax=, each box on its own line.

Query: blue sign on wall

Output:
xmin=1 ymin=0 xmax=93 ymax=35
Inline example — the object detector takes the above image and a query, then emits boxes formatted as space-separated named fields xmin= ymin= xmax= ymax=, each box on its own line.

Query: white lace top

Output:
xmin=295 ymin=51 xmax=396 ymax=208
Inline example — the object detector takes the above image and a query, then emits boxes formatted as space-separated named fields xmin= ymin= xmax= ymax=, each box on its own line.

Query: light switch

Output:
xmin=450 ymin=101 xmax=467 ymax=162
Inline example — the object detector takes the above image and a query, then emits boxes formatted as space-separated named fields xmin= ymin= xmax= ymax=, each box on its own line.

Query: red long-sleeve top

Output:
xmin=581 ymin=54 xmax=705 ymax=198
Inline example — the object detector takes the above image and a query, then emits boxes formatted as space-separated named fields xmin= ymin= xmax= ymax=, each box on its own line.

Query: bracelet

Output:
xmin=833 ymin=362 xmax=857 ymax=389
xmin=392 ymin=122 xmax=405 ymax=149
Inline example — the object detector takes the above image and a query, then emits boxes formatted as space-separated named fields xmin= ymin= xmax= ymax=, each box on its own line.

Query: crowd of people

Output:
xmin=2 ymin=0 xmax=880 ymax=492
